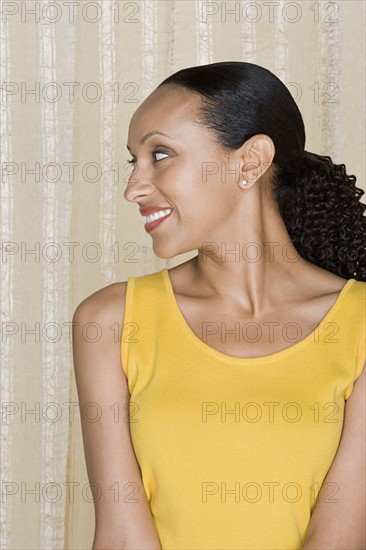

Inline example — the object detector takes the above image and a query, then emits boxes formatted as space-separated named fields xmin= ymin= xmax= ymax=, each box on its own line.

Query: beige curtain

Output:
xmin=1 ymin=1 xmax=364 ymax=548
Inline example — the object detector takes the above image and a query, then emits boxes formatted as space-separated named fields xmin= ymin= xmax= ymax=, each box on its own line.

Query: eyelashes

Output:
xmin=126 ymin=150 xmax=170 ymax=167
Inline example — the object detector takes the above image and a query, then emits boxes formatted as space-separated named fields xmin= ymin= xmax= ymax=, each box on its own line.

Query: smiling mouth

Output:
xmin=144 ymin=209 xmax=173 ymax=232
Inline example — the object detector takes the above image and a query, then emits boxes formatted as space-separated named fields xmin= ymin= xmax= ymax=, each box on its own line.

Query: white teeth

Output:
xmin=146 ymin=209 xmax=172 ymax=224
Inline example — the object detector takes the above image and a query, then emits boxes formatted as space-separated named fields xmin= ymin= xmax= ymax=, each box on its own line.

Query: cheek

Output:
xmin=158 ymin=159 xmax=196 ymax=194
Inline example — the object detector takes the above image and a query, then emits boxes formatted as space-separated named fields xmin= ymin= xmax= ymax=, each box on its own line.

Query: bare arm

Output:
xmin=72 ymin=282 xmax=162 ymax=550
xmin=302 ymin=362 xmax=366 ymax=549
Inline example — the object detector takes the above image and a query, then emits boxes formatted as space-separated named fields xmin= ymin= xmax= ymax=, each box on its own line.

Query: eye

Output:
xmin=126 ymin=151 xmax=169 ymax=166
xmin=153 ymin=150 xmax=169 ymax=162
xmin=126 ymin=149 xmax=169 ymax=167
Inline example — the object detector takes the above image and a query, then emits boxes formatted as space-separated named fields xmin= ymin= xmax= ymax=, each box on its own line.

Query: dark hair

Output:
xmin=157 ymin=61 xmax=366 ymax=281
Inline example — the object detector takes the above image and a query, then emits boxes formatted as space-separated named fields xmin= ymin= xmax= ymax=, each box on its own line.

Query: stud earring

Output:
xmin=241 ymin=179 xmax=248 ymax=187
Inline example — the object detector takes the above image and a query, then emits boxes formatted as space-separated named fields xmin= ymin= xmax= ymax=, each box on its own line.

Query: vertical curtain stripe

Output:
xmin=275 ymin=0 xmax=289 ymax=84
xmin=318 ymin=3 xmax=342 ymax=159
xmin=142 ymin=0 xmax=156 ymax=93
xmin=195 ymin=0 xmax=213 ymax=65
xmin=99 ymin=0 xmax=117 ymax=285
xmin=60 ymin=8 xmax=76 ymax=547
xmin=39 ymin=9 xmax=69 ymax=549
xmin=241 ymin=0 xmax=256 ymax=62
xmin=0 ymin=10 xmax=13 ymax=549
xmin=167 ymin=0 xmax=176 ymax=76
xmin=39 ymin=13 xmax=58 ymax=549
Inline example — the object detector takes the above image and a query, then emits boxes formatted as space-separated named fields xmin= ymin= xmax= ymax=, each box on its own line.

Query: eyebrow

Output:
xmin=126 ymin=130 xmax=174 ymax=151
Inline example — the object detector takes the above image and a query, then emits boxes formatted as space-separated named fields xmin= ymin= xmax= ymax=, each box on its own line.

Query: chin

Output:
xmin=152 ymin=240 xmax=193 ymax=260
xmin=151 ymin=243 xmax=176 ymax=260
xmin=154 ymin=250 xmax=175 ymax=260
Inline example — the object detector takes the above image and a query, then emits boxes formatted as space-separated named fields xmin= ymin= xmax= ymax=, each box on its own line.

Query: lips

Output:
xmin=144 ymin=210 xmax=173 ymax=233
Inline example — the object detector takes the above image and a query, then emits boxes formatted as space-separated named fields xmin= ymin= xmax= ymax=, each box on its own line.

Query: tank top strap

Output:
xmin=121 ymin=268 xmax=168 ymax=391
xmin=332 ymin=278 xmax=366 ymax=398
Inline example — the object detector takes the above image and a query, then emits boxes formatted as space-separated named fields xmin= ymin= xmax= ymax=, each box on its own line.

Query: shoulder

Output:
xmin=300 ymin=265 xmax=364 ymax=309
xmin=72 ymin=281 xmax=128 ymax=328
xmin=349 ymin=278 xmax=366 ymax=295
xmin=71 ymin=282 xmax=129 ymax=377
xmin=341 ymin=278 xmax=366 ymax=317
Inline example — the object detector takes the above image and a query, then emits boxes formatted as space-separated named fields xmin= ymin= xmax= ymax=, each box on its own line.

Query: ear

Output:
xmin=239 ymin=134 xmax=275 ymax=187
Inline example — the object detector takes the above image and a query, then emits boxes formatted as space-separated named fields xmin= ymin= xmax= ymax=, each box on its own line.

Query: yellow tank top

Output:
xmin=121 ymin=268 xmax=366 ymax=550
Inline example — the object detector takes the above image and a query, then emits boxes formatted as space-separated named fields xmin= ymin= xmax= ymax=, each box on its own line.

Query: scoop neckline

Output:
xmin=161 ymin=268 xmax=356 ymax=365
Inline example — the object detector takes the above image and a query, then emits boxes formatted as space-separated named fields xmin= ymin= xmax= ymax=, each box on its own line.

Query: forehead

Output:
xmin=128 ymin=85 xmax=202 ymax=136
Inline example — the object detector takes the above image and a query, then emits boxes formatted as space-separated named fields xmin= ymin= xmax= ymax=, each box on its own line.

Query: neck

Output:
xmin=193 ymin=196 xmax=312 ymax=315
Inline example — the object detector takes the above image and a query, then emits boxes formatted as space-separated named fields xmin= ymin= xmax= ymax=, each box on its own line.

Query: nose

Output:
xmin=123 ymin=167 xmax=155 ymax=204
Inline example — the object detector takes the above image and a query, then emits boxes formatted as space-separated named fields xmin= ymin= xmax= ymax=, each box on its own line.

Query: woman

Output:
xmin=72 ymin=62 xmax=366 ymax=550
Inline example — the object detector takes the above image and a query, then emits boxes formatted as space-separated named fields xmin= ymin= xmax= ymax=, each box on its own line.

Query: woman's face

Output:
xmin=124 ymin=85 xmax=244 ymax=259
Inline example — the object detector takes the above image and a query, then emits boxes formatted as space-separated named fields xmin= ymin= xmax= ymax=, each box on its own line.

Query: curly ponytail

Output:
xmin=157 ymin=61 xmax=366 ymax=281
xmin=274 ymin=151 xmax=366 ymax=281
